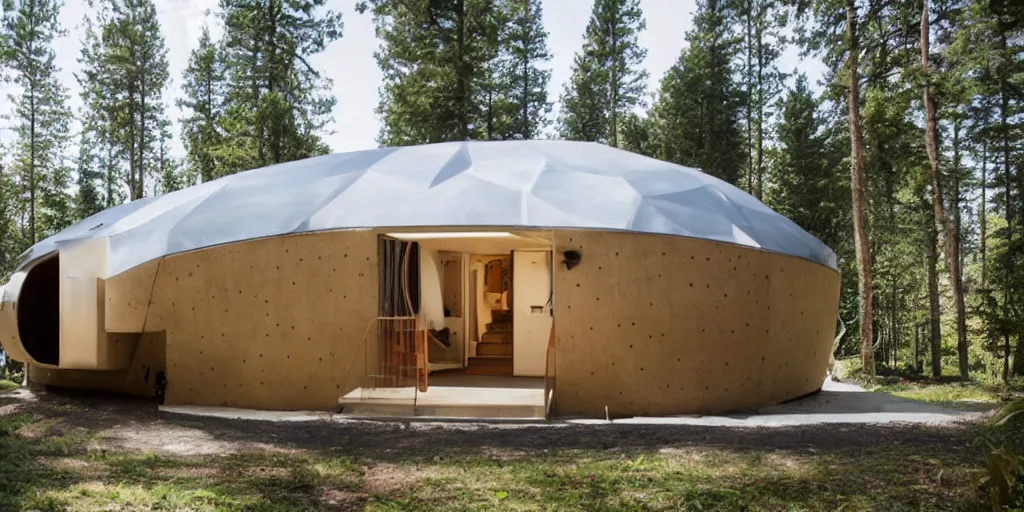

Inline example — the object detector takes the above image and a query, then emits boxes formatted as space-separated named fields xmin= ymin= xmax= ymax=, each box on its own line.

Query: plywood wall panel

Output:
xmin=148 ymin=230 xmax=379 ymax=411
xmin=104 ymin=259 xmax=160 ymax=333
xmin=552 ymin=230 xmax=840 ymax=418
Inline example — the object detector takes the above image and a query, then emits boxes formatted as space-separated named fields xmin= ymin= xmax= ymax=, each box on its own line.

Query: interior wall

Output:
xmin=552 ymin=230 xmax=840 ymax=418
xmin=512 ymin=251 xmax=552 ymax=377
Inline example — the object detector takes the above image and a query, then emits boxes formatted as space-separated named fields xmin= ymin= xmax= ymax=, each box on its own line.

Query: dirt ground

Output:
xmin=0 ymin=384 xmax=979 ymax=459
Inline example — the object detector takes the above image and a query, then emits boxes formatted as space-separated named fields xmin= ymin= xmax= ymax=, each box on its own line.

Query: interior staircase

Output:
xmin=468 ymin=311 xmax=513 ymax=375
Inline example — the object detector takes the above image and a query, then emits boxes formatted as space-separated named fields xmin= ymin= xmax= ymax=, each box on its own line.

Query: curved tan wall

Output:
xmin=30 ymin=229 xmax=379 ymax=410
xmin=21 ymin=227 xmax=839 ymax=417
xmin=551 ymin=230 xmax=840 ymax=418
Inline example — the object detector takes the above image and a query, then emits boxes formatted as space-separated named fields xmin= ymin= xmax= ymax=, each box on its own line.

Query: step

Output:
xmin=477 ymin=342 xmax=512 ymax=356
xmin=481 ymin=331 xmax=512 ymax=344
xmin=466 ymin=356 xmax=512 ymax=375
xmin=338 ymin=402 xmax=543 ymax=420
xmin=486 ymin=322 xmax=512 ymax=333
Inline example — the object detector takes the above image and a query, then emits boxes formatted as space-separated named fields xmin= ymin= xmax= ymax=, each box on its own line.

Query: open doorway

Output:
xmin=343 ymin=231 xmax=554 ymax=419
xmin=384 ymin=231 xmax=553 ymax=379
xmin=467 ymin=254 xmax=513 ymax=375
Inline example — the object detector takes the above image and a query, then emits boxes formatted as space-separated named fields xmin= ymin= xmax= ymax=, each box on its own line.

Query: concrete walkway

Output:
xmin=574 ymin=377 xmax=984 ymax=427
xmin=159 ymin=376 xmax=987 ymax=426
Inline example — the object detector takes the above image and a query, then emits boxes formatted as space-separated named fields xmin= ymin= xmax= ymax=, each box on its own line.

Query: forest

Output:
xmin=0 ymin=0 xmax=1022 ymax=385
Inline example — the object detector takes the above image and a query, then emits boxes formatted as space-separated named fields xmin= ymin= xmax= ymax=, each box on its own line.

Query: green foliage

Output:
xmin=361 ymin=0 xmax=549 ymax=145
xmin=214 ymin=0 xmax=342 ymax=173
xmin=501 ymin=0 xmax=551 ymax=140
xmin=102 ymin=0 xmax=171 ymax=200
xmin=74 ymin=131 xmax=104 ymax=220
xmin=177 ymin=24 xmax=225 ymax=183
xmin=650 ymin=0 xmax=743 ymax=184
xmin=1 ymin=0 xmax=73 ymax=245
xmin=974 ymin=400 xmax=1024 ymax=510
xmin=557 ymin=0 xmax=647 ymax=147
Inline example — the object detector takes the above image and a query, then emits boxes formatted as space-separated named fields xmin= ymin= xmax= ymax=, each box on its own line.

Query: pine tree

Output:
xmin=76 ymin=6 xmax=123 ymax=208
xmin=1 ymin=0 xmax=73 ymax=244
xmin=178 ymin=24 xmax=225 ymax=183
xmin=0 ymin=160 xmax=25 ymax=279
xmin=798 ymin=0 xmax=877 ymax=374
xmin=157 ymin=123 xmax=184 ymax=194
xmin=768 ymin=75 xmax=849 ymax=247
xmin=558 ymin=0 xmax=648 ymax=146
xmin=360 ymin=0 xmax=498 ymax=145
xmin=557 ymin=51 xmax=608 ymax=142
xmin=651 ymin=0 xmax=744 ymax=184
xmin=218 ymin=0 xmax=342 ymax=172
xmin=105 ymin=0 xmax=170 ymax=199
xmin=74 ymin=130 xmax=103 ymax=219
xmin=921 ymin=0 xmax=969 ymax=380
xmin=503 ymin=0 xmax=551 ymax=139
xmin=737 ymin=0 xmax=785 ymax=199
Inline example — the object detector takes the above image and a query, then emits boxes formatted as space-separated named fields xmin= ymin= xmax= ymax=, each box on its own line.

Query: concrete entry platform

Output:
xmin=338 ymin=374 xmax=545 ymax=420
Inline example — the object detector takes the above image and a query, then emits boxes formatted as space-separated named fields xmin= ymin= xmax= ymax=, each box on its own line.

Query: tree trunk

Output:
xmin=980 ymin=139 xmax=987 ymax=288
xmin=29 ymin=84 xmax=36 ymax=244
xmin=847 ymin=0 xmax=875 ymax=375
xmin=927 ymin=213 xmax=942 ymax=378
xmin=745 ymin=0 xmax=753 ymax=194
xmin=755 ymin=9 xmax=765 ymax=200
xmin=921 ymin=1 xmax=968 ymax=381
xmin=521 ymin=1 xmax=531 ymax=140
xmin=456 ymin=0 xmax=469 ymax=141
xmin=139 ymin=77 xmax=146 ymax=200
xmin=609 ymin=19 xmax=618 ymax=147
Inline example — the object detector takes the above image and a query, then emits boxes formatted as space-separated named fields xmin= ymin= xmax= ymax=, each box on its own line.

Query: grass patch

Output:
xmin=833 ymin=357 xmax=1021 ymax=410
xmin=0 ymin=379 xmax=19 ymax=392
xmin=0 ymin=409 xmax=995 ymax=511
xmin=875 ymin=382 xmax=1001 ymax=407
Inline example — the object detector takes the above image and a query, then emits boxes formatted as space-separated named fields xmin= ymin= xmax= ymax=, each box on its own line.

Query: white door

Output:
xmin=512 ymin=251 xmax=552 ymax=377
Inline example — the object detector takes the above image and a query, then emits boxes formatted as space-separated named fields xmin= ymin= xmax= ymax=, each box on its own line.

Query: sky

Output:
xmin=3 ymin=0 xmax=825 ymax=159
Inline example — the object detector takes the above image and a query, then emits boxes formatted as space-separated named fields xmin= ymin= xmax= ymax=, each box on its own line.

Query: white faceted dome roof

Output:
xmin=16 ymin=140 xmax=837 ymax=275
